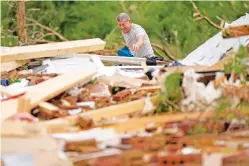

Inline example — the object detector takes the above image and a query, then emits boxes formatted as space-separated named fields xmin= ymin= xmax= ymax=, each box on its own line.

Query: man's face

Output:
xmin=117 ymin=19 xmax=131 ymax=34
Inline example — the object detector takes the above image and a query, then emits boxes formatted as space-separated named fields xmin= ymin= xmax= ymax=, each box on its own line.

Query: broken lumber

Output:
xmin=1 ymin=38 xmax=106 ymax=62
xmin=17 ymin=69 xmax=97 ymax=113
xmin=40 ymin=95 xmax=159 ymax=130
xmin=84 ymin=95 xmax=158 ymax=122
xmin=1 ymin=59 xmax=30 ymax=73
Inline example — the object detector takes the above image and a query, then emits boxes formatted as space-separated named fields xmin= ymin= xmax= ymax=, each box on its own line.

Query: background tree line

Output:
xmin=1 ymin=1 xmax=248 ymax=60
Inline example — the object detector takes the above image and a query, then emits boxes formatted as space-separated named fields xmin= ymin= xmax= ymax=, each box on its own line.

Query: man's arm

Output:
xmin=131 ymin=35 xmax=144 ymax=52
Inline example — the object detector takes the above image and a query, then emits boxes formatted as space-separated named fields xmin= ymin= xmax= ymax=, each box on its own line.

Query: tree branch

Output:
xmin=189 ymin=0 xmax=224 ymax=30
xmin=26 ymin=17 xmax=68 ymax=41
xmin=151 ymin=43 xmax=176 ymax=61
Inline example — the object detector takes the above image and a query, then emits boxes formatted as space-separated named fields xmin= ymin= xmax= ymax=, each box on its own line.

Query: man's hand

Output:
xmin=131 ymin=44 xmax=140 ymax=52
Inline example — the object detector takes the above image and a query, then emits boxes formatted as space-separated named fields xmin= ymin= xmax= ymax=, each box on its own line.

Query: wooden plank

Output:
xmin=1 ymin=38 xmax=106 ymax=62
xmin=84 ymin=95 xmax=159 ymax=122
xmin=1 ymin=99 xmax=18 ymax=122
xmin=91 ymin=54 xmax=146 ymax=65
xmin=106 ymin=111 xmax=215 ymax=133
xmin=59 ymin=54 xmax=147 ymax=65
xmin=1 ymin=59 xmax=30 ymax=73
xmin=17 ymin=69 xmax=97 ymax=113
xmin=40 ymin=95 xmax=159 ymax=129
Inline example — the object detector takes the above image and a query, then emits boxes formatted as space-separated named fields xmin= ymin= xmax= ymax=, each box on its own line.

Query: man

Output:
xmin=116 ymin=13 xmax=155 ymax=59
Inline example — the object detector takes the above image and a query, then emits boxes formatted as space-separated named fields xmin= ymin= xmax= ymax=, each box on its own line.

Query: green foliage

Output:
xmin=156 ymin=72 xmax=182 ymax=113
xmin=1 ymin=1 xmax=249 ymax=59
xmin=163 ymin=72 xmax=182 ymax=102
xmin=224 ymin=46 xmax=249 ymax=83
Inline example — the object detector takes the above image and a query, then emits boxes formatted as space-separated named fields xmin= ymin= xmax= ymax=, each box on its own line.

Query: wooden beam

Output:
xmin=91 ymin=54 xmax=146 ymax=65
xmin=17 ymin=69 xmax=97 ymax=113
xmin=1 ymin=60 xmax=30 ymax=73
xmin=105 ymin=111 xmax=215 ymax=133
xmin=40 ymin=95 xmax=159 ymax=129
xmin=84 ymin=95 xmax=159 ymax=122
xmin=1 ymin=38 xmax=106 ymax=62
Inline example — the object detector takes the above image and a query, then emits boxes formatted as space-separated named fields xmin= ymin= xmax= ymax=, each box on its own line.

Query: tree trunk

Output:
xmin=16 ymin=0 xmax=28 ymax=45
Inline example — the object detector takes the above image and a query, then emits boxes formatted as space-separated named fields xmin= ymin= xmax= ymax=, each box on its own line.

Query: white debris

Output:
xmin=141 ymin=93 xmax=155 ymax=115
xmin=68 ymin=108 xmax=82 ymax=115
xmin=77 ymin=101 xmax=96 ymax=109
xmin=181 ymin=70 xmax=222 ymax=111
xmin=7 ymin=78 xmax=29 ymax=89
xmin=67 ymin=86 xmax=81 ymax=96
xmin=181 ymin=147 xmax=201 ymax=154
xmin=89 ymin=85 xmax=111 ymax=97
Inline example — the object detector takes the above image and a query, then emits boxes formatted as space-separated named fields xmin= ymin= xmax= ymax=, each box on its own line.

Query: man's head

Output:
xmin=116 ymin=13 xmax=131 ymax=34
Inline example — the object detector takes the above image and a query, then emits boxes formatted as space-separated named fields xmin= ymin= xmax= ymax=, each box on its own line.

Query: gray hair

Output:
xmin=116 ymin=13 xmax=130 ymax=21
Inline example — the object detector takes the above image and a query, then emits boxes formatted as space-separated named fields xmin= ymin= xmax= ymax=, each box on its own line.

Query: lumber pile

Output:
xmin=1 ymin=39 xmax=249 ymax=166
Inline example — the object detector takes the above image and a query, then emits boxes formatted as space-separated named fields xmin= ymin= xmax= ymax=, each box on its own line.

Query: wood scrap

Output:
xmin=65 ymin=139 xmax=98 ymax=153
xmin=222 ymin=25 xmax=249 ymax=38
xmin=1 ymin=38 xmax=106 ymax=62
xmin=38 ymin=102 xmax=70 ymax=120
xmin=17 ymin=69 xmax=97 ymax=113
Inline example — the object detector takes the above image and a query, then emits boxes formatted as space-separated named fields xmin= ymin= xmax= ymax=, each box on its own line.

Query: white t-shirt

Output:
xmin=122 ymin=23 xmax=154 ymax=58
